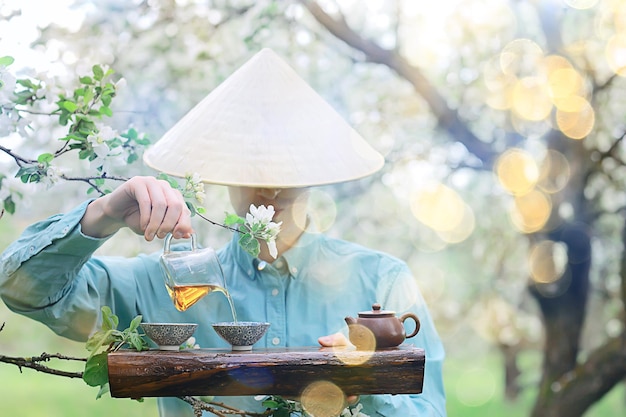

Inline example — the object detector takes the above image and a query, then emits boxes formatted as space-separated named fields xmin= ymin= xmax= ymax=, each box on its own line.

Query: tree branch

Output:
xmin=298 ymin=0 xmax=498 ymax=167
xmin=0 ymin=351 xmax=85 ymax=379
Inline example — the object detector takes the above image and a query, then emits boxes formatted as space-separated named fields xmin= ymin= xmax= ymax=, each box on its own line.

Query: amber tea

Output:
xmin=166 ymin=283 xmax=238 ymax=321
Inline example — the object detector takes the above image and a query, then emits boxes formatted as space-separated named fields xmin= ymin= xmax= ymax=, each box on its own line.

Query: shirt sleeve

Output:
xmin=0 ymin=200 xmax=137 ymax=342
xmin=367 ymin=259 xmax=447 ymax=417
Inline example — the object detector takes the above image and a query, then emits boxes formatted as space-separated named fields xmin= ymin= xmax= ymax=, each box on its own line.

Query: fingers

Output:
xmin=317 ymin=332 xmax=350 ymax=347
xmin=346 ymin=395 xmax=360 ymax=405
xmin=130 ymin=177 xmax=193 ymax=241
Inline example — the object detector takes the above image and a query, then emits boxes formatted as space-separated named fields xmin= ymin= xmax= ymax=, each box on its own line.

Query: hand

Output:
xmin=318 ymin=333 xmax=360 ymax=406
xmin=80 ymin=176 xmax=194 ymax=241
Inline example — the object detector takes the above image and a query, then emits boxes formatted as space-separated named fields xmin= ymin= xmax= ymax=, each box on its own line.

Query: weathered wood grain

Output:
xmin=108 ymin=346 xmax=424 ymax=398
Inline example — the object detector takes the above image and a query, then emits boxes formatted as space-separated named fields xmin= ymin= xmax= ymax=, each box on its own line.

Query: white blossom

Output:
xmin=247 ymin=204 xmax=276 ymax=225
xmin=39 ymin=164 xmax=63 ymax=188
xmin=0 ymin=68 xmax=17 ymax=104
xmin=340 ymin=403 xmax=370 ymax=417
xmin=245 ymin=204 xmax=282 ymax=259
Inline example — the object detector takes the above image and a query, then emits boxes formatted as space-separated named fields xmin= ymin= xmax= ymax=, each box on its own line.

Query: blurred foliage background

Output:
xmin=1 ymin=0 xmax=626 ymax=416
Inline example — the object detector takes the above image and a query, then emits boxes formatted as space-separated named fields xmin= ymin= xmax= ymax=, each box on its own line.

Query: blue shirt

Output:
xmin=0 ymin=200 xmax=446 ymax=416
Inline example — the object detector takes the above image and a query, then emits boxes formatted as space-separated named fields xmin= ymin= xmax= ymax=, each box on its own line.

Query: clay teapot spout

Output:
xmin=344 ymin=316 xmax=357 ymax=326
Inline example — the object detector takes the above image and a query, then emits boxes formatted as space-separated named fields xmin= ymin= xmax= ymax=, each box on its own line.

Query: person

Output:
xmin=0 ymin=49 xmax=446 ymax=416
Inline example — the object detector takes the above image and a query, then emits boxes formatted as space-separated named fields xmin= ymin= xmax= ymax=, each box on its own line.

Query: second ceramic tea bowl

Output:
xmin=212 ymin=321 xmax=270 ymax=351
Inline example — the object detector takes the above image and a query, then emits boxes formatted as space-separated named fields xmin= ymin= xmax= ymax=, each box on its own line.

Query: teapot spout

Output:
xmin=344 ymin=316 xmax=357 ymax=326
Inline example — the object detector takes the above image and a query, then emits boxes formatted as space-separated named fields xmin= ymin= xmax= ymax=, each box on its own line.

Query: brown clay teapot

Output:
xmin=344 ymin=303 xmax=420 ymax=349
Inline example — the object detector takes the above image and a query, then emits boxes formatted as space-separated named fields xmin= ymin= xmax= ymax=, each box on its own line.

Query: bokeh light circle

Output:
xmin=510 ymin=189 xmax=552 ymax=233
xmin=538 ymin=150 xmax=570 ymax=194
xmin=410 ymin=183 xmax=466 ymax=232
xmin=555 ymin=96 xmax=595 ymax=139
xmin=454 ymin=367 xmax=497 ymax=407
xmin=606 ymin=33 xmax=626 ymax=77
xmin=511 ymin=76 xmax=553 ymax=121
xmin=529 ymin=240 xmax=568 ymax=284
xmin=495 ymin=148 xmax=539 ymax=196
xmin=301 ymin=380 xmax=346 ymax=417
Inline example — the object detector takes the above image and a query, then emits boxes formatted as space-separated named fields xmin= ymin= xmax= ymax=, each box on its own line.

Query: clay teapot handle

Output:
xmin=400 ymin=312 xmax=421 ymax=339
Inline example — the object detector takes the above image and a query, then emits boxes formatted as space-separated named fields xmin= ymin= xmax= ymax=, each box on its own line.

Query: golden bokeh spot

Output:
xmin=556 ymin=97 xmax=595 ymax=139
xmin=548 ymin=68 xmax=584 ymax=103
xmin=511 ymin=76 xmax=553 ymax=121
xmin=499 ymin=39 xmax=544 ymax=76
xmin=606 ymin=33 xmax=626 ymax=77
xmin=346 ymin=323 xmax=377 ymax=351
xmin=409 ymin=183 xmax=466 ymax=232
xmin=301 ymin=381 xmax=346 ymax=417
xmin=436 ymin=203 xmax=475 ymax=244
xmin=541 ymin=55 xmax=573 ymax=75
xmin=331 ymin=341 xmax=375 ymax=366
xmin=510 ymin=190 xmax=552 ymax=233
xmin=538 ymin=150 xmax=570 ymax=194
xmin=529 ymin=240 xmax=568 ymax=284
xmin=495 ymin=148 xmax=539 ymax=196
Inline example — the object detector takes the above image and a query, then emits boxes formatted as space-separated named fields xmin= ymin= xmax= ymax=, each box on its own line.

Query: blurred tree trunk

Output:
xmin=501 ymin=343 xmax=521 ymax=401
xmin=299 ymin=1 xmax=626 ymax=416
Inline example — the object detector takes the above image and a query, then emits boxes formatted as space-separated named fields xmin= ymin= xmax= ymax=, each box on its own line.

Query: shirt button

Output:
xmin=271 ymin=288 xmax=279 ymax=296
xmin=290 ymin=267 xmax=298 ymax=274
xmin=272 ymin=337 xmax=280 ymax=345
xmin=62 ymin=226 xmax=69 ymax=234
xmin=275 ymin=260 xmax=284 ymax=268
xmin=29 ymin=246 xmax=35 ymax=253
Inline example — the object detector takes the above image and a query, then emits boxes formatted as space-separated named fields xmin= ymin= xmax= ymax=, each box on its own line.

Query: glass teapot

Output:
xmin=160 ymin=233 xmax=227 ymax=312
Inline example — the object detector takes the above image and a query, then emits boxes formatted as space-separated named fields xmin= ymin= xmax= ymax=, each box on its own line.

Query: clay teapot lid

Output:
xmin=358 ymin=303 xmax=396 ymax=318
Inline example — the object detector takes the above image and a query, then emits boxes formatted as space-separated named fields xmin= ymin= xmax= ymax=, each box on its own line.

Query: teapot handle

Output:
xmin=400 ymin=312 xmax=421 ymax=339
xmin=163 ymin=233 xmax=198 ymax=254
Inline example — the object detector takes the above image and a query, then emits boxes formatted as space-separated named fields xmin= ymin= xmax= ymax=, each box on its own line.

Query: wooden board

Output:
xmin=108 ymin=346 xmax=424 ymax=398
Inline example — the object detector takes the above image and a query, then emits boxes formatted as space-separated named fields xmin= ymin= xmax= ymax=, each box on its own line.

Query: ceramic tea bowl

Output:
xmin=212 ymin=321 xmax=270 ymax=351
xmin=141 ymin=323 xmax=198 ymax=351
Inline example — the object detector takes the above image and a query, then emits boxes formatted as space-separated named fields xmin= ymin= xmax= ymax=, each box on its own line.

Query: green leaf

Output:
xmin=262 ymin=400 xmax=279 ymax=408
xmin=127 ymin=332 xmax=147 ymax=351
xmin=84 ymin=87 xmax=94 ymax=104
xmin=79 ymin=76 xmax=94 ymax=85
xmin=238 ymin=233 xmax=260 ymax=257
xmin=99 ymin=106 xmax=112 ymax=117
xmin=128 ymin=314 xmax=142 ymax=332
xmin=122 ymin=128 xmax=138 ymax=140
xmin=85 ymin=329 xmax=115 ymax=354
xmin=60 ymin=100 xmax=78 ymax=112
xmin=101 ymin=306 xmax=119 ymax=330
xmin=224 ymin=213 xmax=245 ymax=226
xmin=92 ymin=65 xmax=104 ymax=81
xmin=83 ymin=352 xmax=109 ymax=387
xmin=3 ymin=196 xmax=15 ymax=215
xmin=0 ymin=56 xmax=15 ymax=66
xmin=37 ymin=153 xmax=54 ymax=164
xmin=95 ymin=382 xmax=110 ymax=400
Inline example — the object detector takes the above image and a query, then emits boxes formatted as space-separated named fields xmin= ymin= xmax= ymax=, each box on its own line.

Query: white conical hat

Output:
xmin=143 ymin=48 xmax=384 ymax=187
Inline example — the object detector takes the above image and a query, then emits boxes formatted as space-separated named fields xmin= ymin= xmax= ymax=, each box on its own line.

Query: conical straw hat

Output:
xmin=143 ymin=48 xmax=384 ymax=187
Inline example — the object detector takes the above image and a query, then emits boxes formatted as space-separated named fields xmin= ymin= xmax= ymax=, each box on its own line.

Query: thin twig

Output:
xmin=195 ymin=212 xmax=242 ymax=234
xmin=0 ymin=353 xmax=85 ymax=379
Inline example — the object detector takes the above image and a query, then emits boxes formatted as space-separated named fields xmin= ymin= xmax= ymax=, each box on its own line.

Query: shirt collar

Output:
xmin=226 ymin=222 xmax=321 ymax=280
